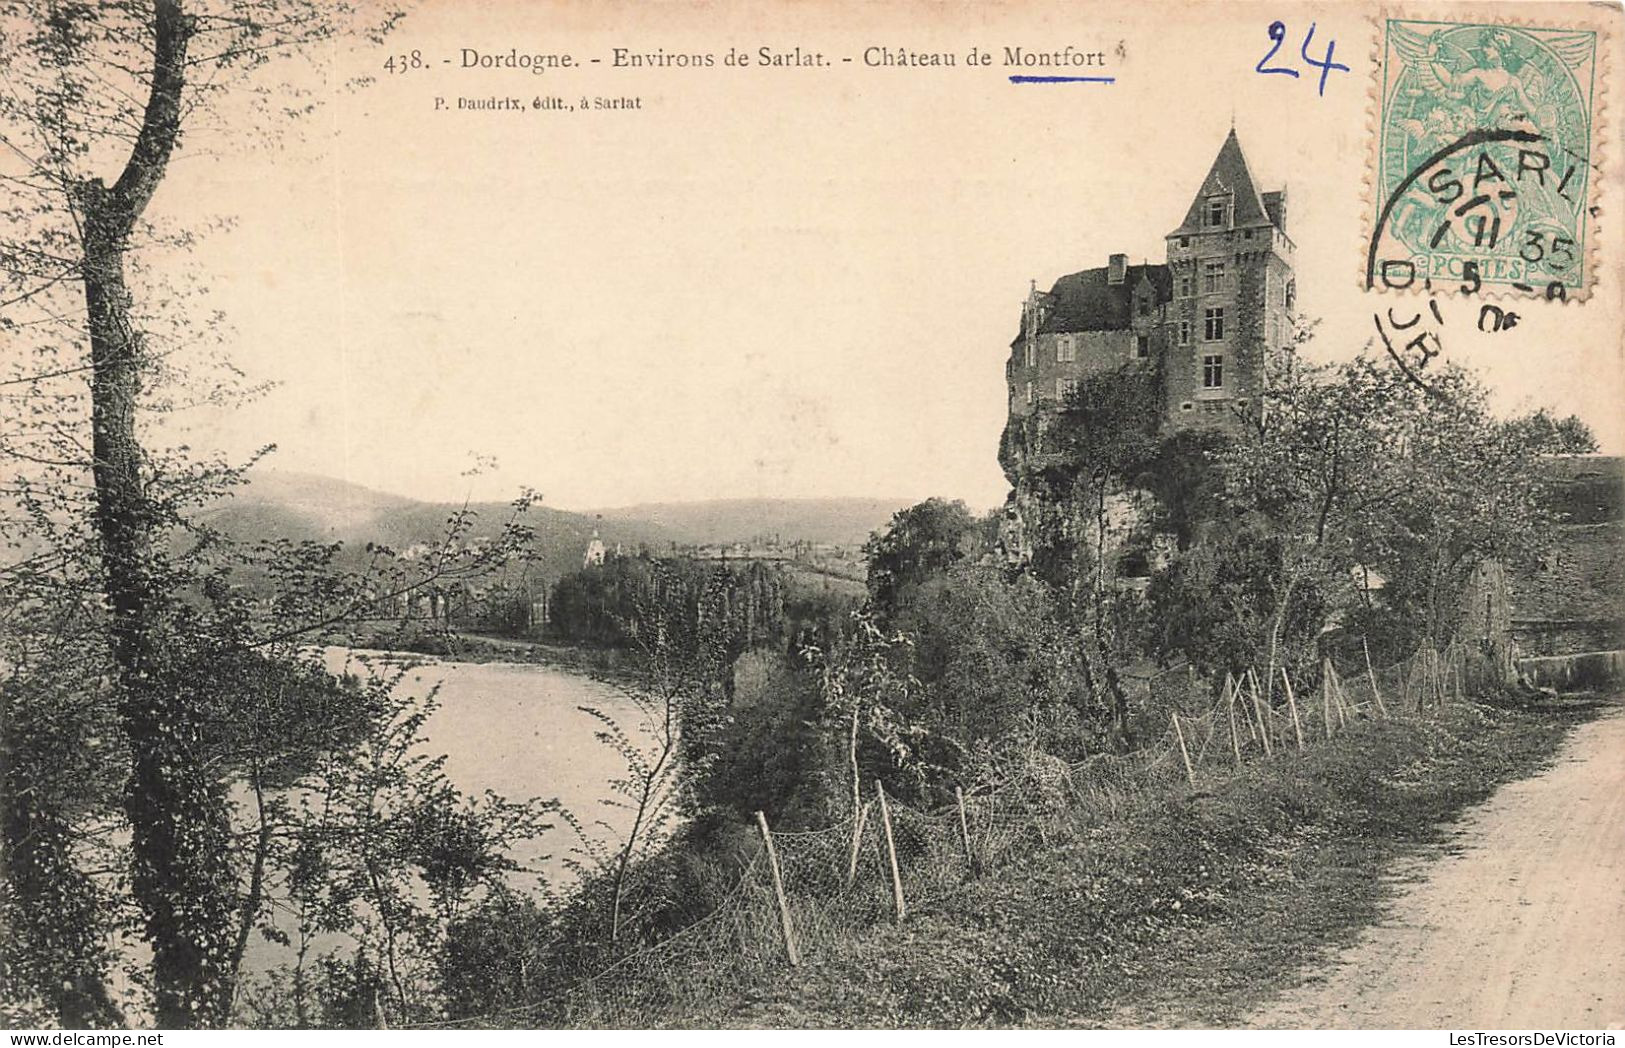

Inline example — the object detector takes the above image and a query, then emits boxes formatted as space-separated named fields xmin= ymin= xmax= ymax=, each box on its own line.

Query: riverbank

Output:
xmin=339 ymin=627 xmax=642 ymax=687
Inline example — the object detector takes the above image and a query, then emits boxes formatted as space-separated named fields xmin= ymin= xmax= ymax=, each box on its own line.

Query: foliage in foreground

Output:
xmin=648 ymin=693 xmax=1603 ymax=1028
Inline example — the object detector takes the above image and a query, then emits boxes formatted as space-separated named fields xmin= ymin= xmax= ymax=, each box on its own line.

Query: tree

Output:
xmin=1349 ymin=379 xmax=1592 ymax=651
xmin=691 ymin=649 xmax=825 ymax=825
xmin=1150 ymin=343 xmax=1588 ymax=692
xmin=808 ymin=608 xmax=928 ymax=818
xmin=894 ymin=564 xmax=1104 ymax=782
xmin=1204 ymin=350 xmax=1394 ymax=696
xmin=221 ymin=660 xmax=553 ymax=1028
xmin=863 ymin=498 xmax=978 ymax=613
xmin=1501 ymin=409 xmax=1599 ymax=457
xmin=1016 ymin=367 xmax=1165 ymax=741
xmin=563 ymin=563 xmax=730 ymax=944
xmin=0 ymin=1 xmax=567 ymax=1028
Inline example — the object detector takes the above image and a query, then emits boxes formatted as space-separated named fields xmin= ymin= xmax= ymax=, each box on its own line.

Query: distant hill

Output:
xmin=199 ymin=471 xmax=665 ymax=583
xmin=583 ymin=497 xmax=909 ymax=547
xmin=198 ymin=471 xmax=906 ymax=582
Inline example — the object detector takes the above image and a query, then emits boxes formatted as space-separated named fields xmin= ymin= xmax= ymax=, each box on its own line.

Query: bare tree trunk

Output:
xmin=77 ymin=2 xmax=241 ymax=1026
xmin=1263 ymin=569 xmax=1300 ymax=709
xmin=848 ymin=701 xmax=861 ymax=819
xmin=223 ymin=767 xmax=274 ymax=1021
xmin=609 ymin=724 xmax=673 ymax=943
xmin=846 ymin=696 xmax=863 ymax=869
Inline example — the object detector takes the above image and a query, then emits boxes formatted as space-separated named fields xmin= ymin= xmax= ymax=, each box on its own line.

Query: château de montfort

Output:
xmin=998 ymin=128 xmax=1296 ymax=563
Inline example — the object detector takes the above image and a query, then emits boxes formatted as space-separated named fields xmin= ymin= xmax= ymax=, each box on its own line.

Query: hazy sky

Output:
xmin=154 ymin=1 xmax=1625 ymax=511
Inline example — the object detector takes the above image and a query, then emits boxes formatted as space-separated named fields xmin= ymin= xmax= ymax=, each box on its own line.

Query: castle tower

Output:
xmin=995 ymin=126 xmax=1296 ymax=565
xmin=1162 ymin=129 xmax=1294 ymax=426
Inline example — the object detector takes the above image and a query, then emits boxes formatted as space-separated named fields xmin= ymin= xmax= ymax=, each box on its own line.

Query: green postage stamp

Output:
xmin=1367 ymin=11 xmax=1604 ymax=301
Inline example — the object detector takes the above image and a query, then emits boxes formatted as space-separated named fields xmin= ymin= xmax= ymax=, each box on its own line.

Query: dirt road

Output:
xmin=1251 ymin=706 xmax=1625 ymax=1029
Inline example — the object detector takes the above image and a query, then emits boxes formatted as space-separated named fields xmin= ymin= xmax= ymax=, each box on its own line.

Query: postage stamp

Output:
xmin=1366 ymin=12 xmax=1604 ymax=301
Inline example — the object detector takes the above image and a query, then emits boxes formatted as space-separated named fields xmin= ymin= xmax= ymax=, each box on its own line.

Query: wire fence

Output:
xmin=406 ymin=640 xmax=1479 ymax=1029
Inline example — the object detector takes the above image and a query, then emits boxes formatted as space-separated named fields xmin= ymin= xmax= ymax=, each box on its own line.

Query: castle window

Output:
xmin=1285 ymin=279 xmax=1296 ymax=309
xmin=1137 ymin=297 xmax=1150 ymax=316
xmin=1203 ymin=260 xmax=1226 ymax=293
xmin=1136 ymin=334 xmax=1150 ymax=358
xmin=1179 ymin=274 xmax=1193 ymax=297
xmin=1025 ymin=381 xmax=1034 ymax=406
xmin=1202 ymin=353 xmax=1224 ymax=389
xmin=1023 ymin=341 xmax=1035 ymax=367
xmin=1179 ymin=235 xmax=1190 ymax=248
xmin=1204 ymin=307 xmax=1225 ymax=341
xmin=1205 ymin=198 xmax=1227 ymax=227
xmin=1056 ymin=377 xmax=1075 ymax=399
xmin=1178 ymin=319 xmax=1191 ymax=345
xmin=1057 ymin=336 xmax=1075 ymax=363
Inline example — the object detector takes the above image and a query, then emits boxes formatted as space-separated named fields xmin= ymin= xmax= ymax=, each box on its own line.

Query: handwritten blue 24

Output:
xmin=1256 ymin=21 xmax=1350 ymax=97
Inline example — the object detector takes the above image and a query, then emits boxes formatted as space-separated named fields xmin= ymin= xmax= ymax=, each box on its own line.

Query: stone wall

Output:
xmin=1518 ymin=649 xmax=1625 ymax=691
xmin=1007 ymin=329 xmax=1143 ymax=417
xmin=1509 ymin=457 xmax=1624 ymax=657
xmin=1161 ymin=228 xmax=1291 ymax=432
xmin=1510 ymin=521 xmax=1625 ymax=656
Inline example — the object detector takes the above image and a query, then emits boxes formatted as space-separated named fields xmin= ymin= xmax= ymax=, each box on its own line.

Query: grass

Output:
xmin=633 ymin=691 xmax=1610 ymax=1028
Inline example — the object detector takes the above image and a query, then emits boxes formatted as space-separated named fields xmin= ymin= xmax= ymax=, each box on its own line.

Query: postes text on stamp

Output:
xmin=1368 ymin=14 xmax=1601 ymax=301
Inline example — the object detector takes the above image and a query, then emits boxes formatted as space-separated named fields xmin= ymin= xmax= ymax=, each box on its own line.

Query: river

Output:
xmin=227 ymin=651 xmax=647 ymax=984
xmin=322 ymin=647 xmax=647 ymax=881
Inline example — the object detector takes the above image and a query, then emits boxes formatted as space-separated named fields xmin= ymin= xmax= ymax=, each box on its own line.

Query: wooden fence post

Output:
xmin=955 ymin=786 xmax=975 ymax=875
xmin=755 ymin=810 xmax=801 ymax=967
xmin=875 ymin=781 xmax=906 ymax=922
xmin=1363 ymin=638 xmax=1388 ymax=719
xmin=373 ymin=987 xmax=389 ymax=1030
xmin=1330 ymin=663 xmax=1350 ymax=728
xmin=1280 ymin=667 xmax=1305 ymax=750
xmin=1228 ymin=673 xmax=1256 ymax=744
xmin=1172 ymin=713 xmax=1196 ymax=785
xmin=1321 ymin=659 xmax=1335 ymax=740
xmin=1193 ymin=710 xmax=1218 ymax=767
xmin=1248 ymin=671 xmax=1273 ymax=755
xmin=846 ymin=798 xmax=871 ymax=888
xmin=1249 ymin=668 xmax=1273 ymax=747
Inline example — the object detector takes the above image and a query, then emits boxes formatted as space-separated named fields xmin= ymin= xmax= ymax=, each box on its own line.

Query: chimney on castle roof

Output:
xmin=1107 ymin=253 xmax=1127 ymax=285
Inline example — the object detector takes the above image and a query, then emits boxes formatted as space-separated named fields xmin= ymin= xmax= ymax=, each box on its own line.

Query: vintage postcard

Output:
xmin=2 ymin=0 xmax=1622 ymax=1035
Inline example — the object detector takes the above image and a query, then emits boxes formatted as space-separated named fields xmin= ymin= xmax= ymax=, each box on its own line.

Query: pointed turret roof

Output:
xmin=1171 ymin=128 xmax=1276 ymax=235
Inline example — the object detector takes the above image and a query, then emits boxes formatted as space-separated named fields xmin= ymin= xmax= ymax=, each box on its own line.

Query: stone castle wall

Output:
xmin=1460 ymin=457 xmax=1625 ymax=663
